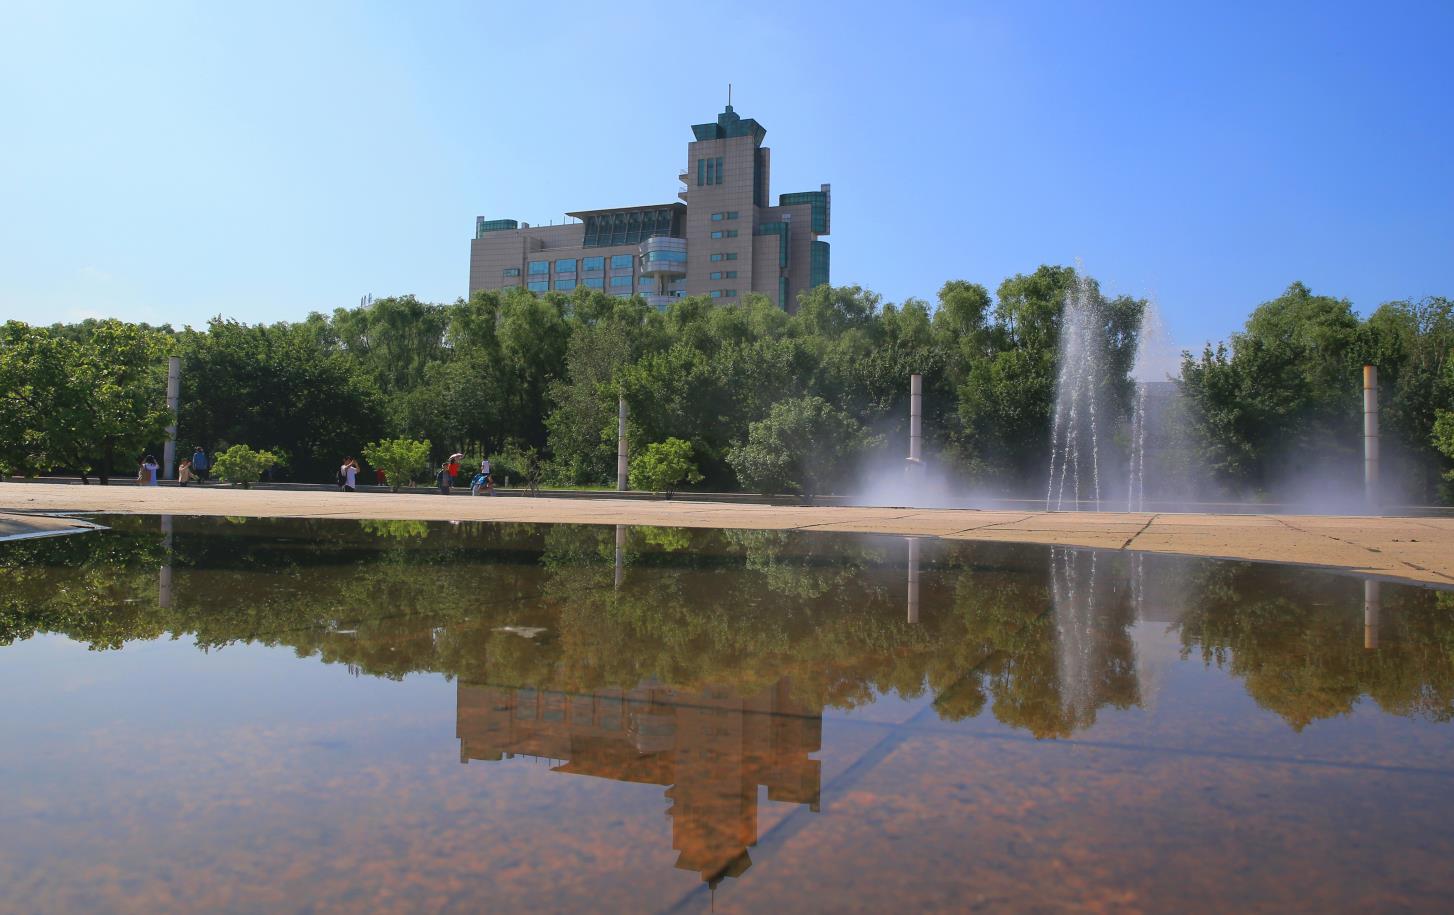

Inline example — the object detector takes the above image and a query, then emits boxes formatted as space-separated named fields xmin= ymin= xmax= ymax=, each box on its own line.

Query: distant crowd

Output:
xmin=133 ymin=446 xmax=496 ymax=495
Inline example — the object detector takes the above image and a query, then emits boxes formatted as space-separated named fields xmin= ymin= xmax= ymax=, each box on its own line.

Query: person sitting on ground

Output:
xmin=470 ymin=471 xmax=486 ymax=496
xmin=178 ymin=458 xmax=193 ymax=486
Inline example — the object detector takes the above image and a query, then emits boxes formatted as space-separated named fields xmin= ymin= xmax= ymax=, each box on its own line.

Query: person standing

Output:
xmin=190 ymin=446 xmax=209 ymax=482
xmin=480 ymin=457 xmax=491 ymax=477
xmin=340 ymin=457 xmax=358 ymax=492
xmin=436 ymin=462 xmax=452 ymax=495
xmin=178 ymin=458 xmax=193 ymax=486
xmin=142 ymin=455 xmax=159 ymax=486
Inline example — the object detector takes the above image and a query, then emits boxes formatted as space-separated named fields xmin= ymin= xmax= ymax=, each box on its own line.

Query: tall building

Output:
xmin=468 ymin=103 xmax=830 ymax=312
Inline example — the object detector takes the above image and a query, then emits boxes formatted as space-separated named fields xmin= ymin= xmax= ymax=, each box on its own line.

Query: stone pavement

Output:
xmin=3 ymin=482 xmax=1452 ymax=586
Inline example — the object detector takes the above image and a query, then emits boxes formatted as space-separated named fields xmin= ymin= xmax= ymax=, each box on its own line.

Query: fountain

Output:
xmin=1047 ymin=272 xmax=1108 ymax=510
xmin=1126 ymin=298 xmax=1180 ymax=511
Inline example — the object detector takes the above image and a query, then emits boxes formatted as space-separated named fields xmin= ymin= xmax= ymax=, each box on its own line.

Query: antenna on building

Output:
xmin=727 ymin=83 xmax=732 ymax=107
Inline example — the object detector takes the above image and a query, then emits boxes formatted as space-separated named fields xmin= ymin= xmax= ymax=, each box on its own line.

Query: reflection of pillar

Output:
xmin=906 ymin=537 xmax=920 ymax=624
xmin=617 ymin=395 xmax=629 ymax=492
xmin=1364 ymin=579 xmax=1380 ymax=650
xmin=163 ymin=356 xmax=181 ymax=480
xmin=159 ymin=514 xmax=174 ymax=609
xmin=614 ymin=524 xmax=625 ymax=589
xmin=1363 ymin=365 xmax=1379 ymax=514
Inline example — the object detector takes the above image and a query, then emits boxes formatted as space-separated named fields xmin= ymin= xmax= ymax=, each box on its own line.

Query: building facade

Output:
xmin=468 ymin=104 xmax=830 ymax=312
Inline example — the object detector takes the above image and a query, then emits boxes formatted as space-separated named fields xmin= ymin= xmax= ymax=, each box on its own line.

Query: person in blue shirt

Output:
xmin=190 ymin=446 xmax=209 ymax=482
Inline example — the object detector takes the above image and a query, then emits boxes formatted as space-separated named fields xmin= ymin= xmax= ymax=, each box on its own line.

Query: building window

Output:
xmin=706 ymin=157 xmax=715 ymax=185
xmin=726 ymin=211 xmax=738 ymax=219
xmin=710 ymin=290 xmax=721 ymax=298
xmin=711 ymin=212 xmax=724 ymax=221
xmin=709 ymin=271 xmax=738 ymax=280
xmin=709 ymin=252 xmax=739 ymax=262
xmin=555 ymin=258 xmax=576 ymax=274
xmin=556 ymin=279 xmax=576 ymax=291
xmin=528 ymin=260 xmax=548 ymax=275
xmin=697 ymin=158 xmax=705 ymax=186
xmin=710 ymin=229 xmax=738 ymax=239
xmin=502 ymin=267 xmax=521 ymax=277
xmin=610 ymin=254 xmax=633 ymax=269
xmin=715 ymin=157 xmax=723 ymax=184
xmin=609 ymin=275 xmax=632 ymax=288
xmin=584 ymin=277 xmax=604 ymax=288
xmin=527 ymin=280 xmax=548 ymax=292
xmin=582 ymin=256 xmax=604 ymax=272
xmin=710 ymin=271 xmax=722 ymax=280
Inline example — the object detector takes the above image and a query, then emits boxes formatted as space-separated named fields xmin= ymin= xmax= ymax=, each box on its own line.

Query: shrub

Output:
xmin=362 ymin=438 xmax=431 ymax=493
xmin=629 ymin=438 xmax=703 ymax=498
xmin=494 ymin=442 xmax=545 ymax=494
xmin=727 ymin=396 xmax=881 ymax=500
xmin=211 ymin=444 xmax=280 ymax=489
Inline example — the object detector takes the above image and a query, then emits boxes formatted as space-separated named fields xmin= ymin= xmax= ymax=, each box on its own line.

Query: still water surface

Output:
xmin=2 ymin=516 xmax=1453 ymax=913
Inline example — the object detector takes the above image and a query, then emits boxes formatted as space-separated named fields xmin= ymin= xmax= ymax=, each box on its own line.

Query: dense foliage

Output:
xmin=2 ymin=269 xmax=1450 ymax=501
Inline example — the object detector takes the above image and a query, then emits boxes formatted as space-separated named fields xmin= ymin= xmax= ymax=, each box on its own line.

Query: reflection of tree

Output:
xmin=1178 ymin=565 xmax=1454 ymax=729
xmin=5 ymin=517 xmax=1453 ymax=739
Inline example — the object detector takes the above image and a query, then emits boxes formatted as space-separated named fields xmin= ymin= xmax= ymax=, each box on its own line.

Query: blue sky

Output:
xmin=2 ymin=0 xmax=1450 ymax=350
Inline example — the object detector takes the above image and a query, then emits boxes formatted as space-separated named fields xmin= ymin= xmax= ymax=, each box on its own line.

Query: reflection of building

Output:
xmin=457 ymin=678 xmax=821 ymax=885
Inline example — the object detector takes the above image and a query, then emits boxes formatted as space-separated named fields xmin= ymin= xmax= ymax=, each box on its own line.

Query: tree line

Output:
xmin=2 ymin=266 xmax=1451 ymax=501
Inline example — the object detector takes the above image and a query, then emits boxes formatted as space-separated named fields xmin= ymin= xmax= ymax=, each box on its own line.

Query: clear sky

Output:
xmin=2 ymin=0 xmax=1450 ymax=350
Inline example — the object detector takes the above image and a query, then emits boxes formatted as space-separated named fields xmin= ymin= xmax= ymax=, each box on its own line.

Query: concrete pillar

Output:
xmin=909 ymin=373 xmax=923 ymax=465
xmin=617 ymin=395 xmax=629 ymax=492
xmin=906 ymin=537 xmax=920 ymax=624
xmin=163 ymin=356 xmax=181 ymax=479
xmin=1364 ymin=579 xmax=1380 ymax=650
xmin=1364 ymin=365 xmax=1379 ymax=513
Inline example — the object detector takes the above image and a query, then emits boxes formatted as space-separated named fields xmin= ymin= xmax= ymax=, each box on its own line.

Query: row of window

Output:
xmin=710 ymin=289 xmax=738 ymax=298
xmin=522 ymin=275 xmax=633 ymax=293
xmin=710 ymin=229 xmax=738 ymax=239
xmin=523 ymin=254 xmax=632 ymax=277
xmin=710 ymin=252 xmax=738 ymax=262
xmin=709 ymin=270 xmax=737 ymax=280
xmin=710 ymin=211 xmax=739 ymax=221
xmin=696 ymin=156 xmax=725 ymax=186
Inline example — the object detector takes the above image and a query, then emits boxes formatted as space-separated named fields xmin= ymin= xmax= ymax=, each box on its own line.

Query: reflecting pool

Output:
xmin=3 ymin=516 xmax=1453 ymax=912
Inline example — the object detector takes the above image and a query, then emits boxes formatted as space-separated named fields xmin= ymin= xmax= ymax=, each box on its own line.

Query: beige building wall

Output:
xmin=467 ymin=105 xmax=828 ymax=313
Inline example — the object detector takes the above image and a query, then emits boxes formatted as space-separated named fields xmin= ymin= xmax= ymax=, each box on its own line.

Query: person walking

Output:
xmin=178 ymin=458 xmax=193 ymax=486
xmin=436 ymin=462 xmax=453 ymax=495
xmin=190 ymin=446 xmax=209 ymax=482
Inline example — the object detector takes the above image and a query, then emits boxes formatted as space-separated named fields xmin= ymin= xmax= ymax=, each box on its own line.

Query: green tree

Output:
xmin=727 ymin=396 xmax=882 ymax=499
xmin=362 ymin=438 xmax=431 ymax=492
xmin=211 ymin=444 xmax=280 ymax=487
xmin=1180 ymin=282 xmax=1363 ymax=494
xmin=0 ymin=320 xmax=172 ymax=483
xmin=629 ymin=438 xmax=704 ymax=497
xmin=176 ymin=318 xmax=384 ymax=482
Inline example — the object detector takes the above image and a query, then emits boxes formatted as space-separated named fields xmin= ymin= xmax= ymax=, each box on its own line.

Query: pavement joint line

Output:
xmin=1273 ymin=515 xmax=1454 ymax=585
xmin=1120 ymin=513 xmax=1160 ymax=550
xmin=942 ymin=513 xmax=1038 ymax=537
